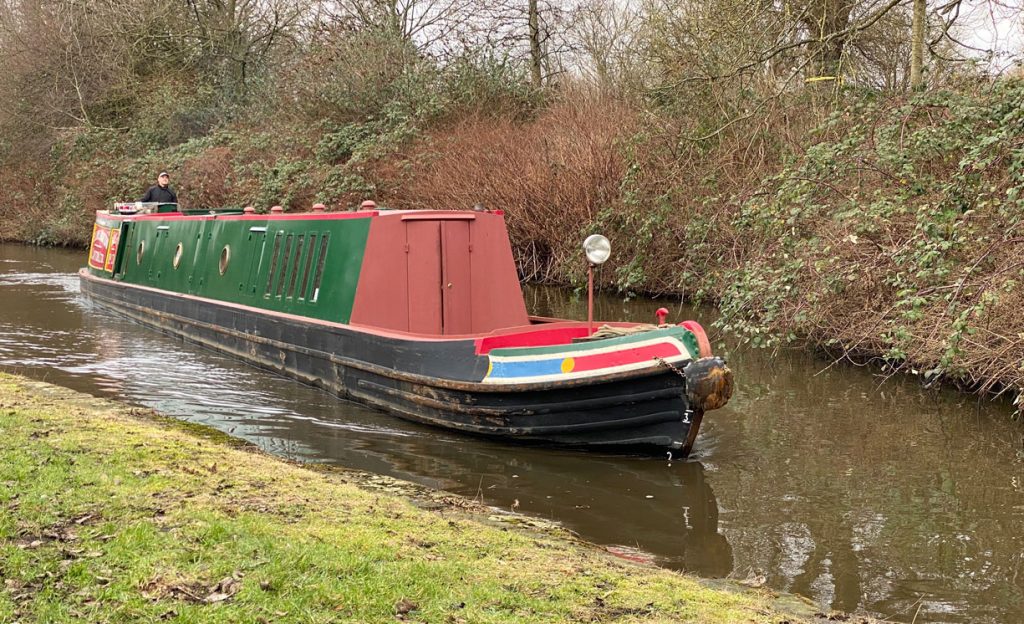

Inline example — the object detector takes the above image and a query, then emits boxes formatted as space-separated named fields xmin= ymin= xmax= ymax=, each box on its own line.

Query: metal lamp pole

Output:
xmin=587 ymin=262 xmax=595 ymax=335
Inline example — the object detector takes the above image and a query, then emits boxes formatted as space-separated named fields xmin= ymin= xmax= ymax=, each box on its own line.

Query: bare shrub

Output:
xmin=179 ymin=147 xmax=236 ymax=209
xmin=386 ymin=89 xmax=636 ymax=281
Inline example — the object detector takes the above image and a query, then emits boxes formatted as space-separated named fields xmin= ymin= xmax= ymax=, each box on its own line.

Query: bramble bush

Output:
xmin=715 ymin=79 xmax=1024 ymax=396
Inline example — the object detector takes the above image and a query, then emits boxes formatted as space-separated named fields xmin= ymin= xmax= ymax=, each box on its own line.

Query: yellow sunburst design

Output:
xmin=561 ymin=357 xmax=575 ymax=373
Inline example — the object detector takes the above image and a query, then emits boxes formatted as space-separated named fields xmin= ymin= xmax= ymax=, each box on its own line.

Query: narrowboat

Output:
xmin=79 ymin=201 xmax=733 ymax=455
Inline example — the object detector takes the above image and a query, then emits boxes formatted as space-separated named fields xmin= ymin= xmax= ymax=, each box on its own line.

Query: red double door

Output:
xmin=405 ymin=218 xmax=472 ymax=335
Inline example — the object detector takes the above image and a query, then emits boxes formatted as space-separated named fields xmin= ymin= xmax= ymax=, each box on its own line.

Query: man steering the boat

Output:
xmin=140 ymin=171 xmax=177 ymax=204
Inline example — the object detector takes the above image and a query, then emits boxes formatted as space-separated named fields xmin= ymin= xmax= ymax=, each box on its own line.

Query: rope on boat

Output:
xmin=589 ymin=323 xmax=666 ymax=339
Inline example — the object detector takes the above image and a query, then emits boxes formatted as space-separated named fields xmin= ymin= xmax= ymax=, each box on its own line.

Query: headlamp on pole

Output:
xmin=583 ymin=234 xmax=611 ymax=266
xmin=583 ymin=234 xmax=611 ymax=335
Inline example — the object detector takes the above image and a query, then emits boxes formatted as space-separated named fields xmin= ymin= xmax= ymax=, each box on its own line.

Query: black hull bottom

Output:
xmin=80 ymin=273 xmax=703 ymax=454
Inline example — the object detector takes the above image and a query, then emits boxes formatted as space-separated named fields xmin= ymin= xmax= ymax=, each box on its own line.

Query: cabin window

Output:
xmin=219 ymin=245 xmax=231 ymax=275
xmin=287 ymin=235 xmax=305 ymax=299
xmin=277 ymin=234 xmax=293 ymax=297
xmin=310 ymin=235 xmax=329 ymax=302
xmin=265 ymin=232 xmax=283 ymax=296
xmin=172 ymin=242 xmax=183 ymax=269
xmin=299 ymin=234 xmax=317 ymax=299
xmin=136 ymin=240 xmax=145 ymax=265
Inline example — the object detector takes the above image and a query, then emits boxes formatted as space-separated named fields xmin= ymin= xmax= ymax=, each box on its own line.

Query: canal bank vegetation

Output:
xmin=1 ymin=0 xmax=1023 ymax=403
xmin=0 ymin=373 xmax=820 ymax=623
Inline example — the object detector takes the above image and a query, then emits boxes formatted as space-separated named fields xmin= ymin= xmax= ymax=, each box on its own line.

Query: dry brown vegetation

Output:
xmin=386 ymin=93 xmax=637 ymax=281
xmin=378 ymin=88 xmax=827 ymax=294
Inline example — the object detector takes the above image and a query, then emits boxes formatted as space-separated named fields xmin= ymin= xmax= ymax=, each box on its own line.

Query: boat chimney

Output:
xmin=270 ymin=205 xmax=284 ymax=214
xmin=360 ymin=200 xmax=377 ymax=211
xmin=312 ymin=203 xmax=326 ymax=212
xmin=243 ymin=206 xmax=256 ymax=214
xmin=656 ymin=308 xmax=669 ymax=325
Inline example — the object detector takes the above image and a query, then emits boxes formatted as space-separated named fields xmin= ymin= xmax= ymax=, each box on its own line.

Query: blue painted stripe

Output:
xmin=489 ymin=357 xmax=564 ymax=379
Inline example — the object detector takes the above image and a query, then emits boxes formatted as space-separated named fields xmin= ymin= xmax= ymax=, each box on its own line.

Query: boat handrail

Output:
xmin=114 ymin=202 xmax=177 ymax=215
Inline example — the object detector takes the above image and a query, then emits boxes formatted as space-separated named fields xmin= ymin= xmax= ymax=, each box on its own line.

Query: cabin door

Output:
xmin=244 ymin=227 xmax=268 ymax=297
xmin=405 ymin=219 xmax=472 ymax=335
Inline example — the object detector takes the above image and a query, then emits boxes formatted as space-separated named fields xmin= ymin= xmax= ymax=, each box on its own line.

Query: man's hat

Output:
xmin=158 ymin=171 xmax=169 ymax=177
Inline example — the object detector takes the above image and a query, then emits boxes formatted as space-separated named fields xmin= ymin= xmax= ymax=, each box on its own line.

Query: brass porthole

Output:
xmin=219 ymin=245 xmax=230 ymax=275
xmin=136 ymin=240 xmax=145 ymax=265
xmin=172 ymin=242 xmax=183 ymax=269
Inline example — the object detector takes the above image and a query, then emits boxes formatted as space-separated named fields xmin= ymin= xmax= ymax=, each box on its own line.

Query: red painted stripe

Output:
xmin=111 ymin=208 xmax=505 ymax=224
xmin=401 ymin=213 xmax=476 ymax=221
xmin=570 ymin=342 xmax=682 ymax=372
xmin=475 ymin=326 xmax=591 ymax=354
xmin=473 ymin=321 xmax=647 ymax=354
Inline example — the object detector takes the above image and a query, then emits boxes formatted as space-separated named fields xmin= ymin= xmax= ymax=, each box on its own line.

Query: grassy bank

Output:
xmin=0 ymin=373 xmax=819 ymax=623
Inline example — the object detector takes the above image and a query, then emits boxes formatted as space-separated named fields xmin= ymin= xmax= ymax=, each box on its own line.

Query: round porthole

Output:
xmin=219 ymin=245 xmax=230 ymax=275
xmin=136 ymin=240 xmax=145 ymax=265
xmin=172 ymin=242 xmax=183 ymax=269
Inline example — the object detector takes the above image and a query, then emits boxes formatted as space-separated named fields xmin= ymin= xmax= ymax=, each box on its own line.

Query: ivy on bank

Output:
xmin=715 ymin=80 xmax=1024 ymax=398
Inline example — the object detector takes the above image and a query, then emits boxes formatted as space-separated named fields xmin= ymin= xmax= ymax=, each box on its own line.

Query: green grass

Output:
xmin=0 ymin=373 xmax=811 ymax=623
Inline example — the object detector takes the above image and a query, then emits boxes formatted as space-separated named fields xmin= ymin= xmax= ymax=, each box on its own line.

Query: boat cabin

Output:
xmin=87 ymin=205 xmax=530 ymax=336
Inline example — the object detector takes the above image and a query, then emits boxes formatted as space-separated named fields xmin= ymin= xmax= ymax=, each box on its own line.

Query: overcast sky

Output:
xmin=958 ymin=0 xmax=1023 ymax=70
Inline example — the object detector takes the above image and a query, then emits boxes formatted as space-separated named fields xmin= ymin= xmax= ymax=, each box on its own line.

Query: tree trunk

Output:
xmin=528 ymin=0 xmax=542 ymax=88
xmin=801 ymin=0 xmax=854 ymax=84
xmin=910 ymin=0 xmax=926 ymax=89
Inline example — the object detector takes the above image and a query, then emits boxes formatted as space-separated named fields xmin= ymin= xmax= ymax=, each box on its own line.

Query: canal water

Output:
xmin=2 ymin=243 xmax=1022 ymax=623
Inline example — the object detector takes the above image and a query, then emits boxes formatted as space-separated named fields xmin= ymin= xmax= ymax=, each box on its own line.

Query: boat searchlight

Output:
xmin=583 ymin=234 xmax=611 ymax=335
xmin=583 ymin=234 xmax=611 ymax=266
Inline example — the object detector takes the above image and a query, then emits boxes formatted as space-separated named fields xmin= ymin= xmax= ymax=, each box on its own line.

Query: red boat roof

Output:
xmin=100 ymin=208 xmax=504 ymax=223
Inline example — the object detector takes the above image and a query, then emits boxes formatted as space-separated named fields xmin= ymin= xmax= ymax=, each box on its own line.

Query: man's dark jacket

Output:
xmin=140 ymin=184 xmax=177 ymax=203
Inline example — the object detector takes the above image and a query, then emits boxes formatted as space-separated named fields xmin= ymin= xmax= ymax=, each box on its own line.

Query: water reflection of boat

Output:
xmin=80 ymin=204 xmax=733 ymax=454
xmin=249 ymin=409 xmax=733 ymax=577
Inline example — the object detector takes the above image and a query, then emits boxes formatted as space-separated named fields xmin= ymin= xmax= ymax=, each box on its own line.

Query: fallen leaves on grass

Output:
xmin=395 ymin=597 xmax=419 ymax=618
xmin=140 ymin=571 xmax=244 ymax=604
xmin=204 ymin=575 xmax=243 ymax=603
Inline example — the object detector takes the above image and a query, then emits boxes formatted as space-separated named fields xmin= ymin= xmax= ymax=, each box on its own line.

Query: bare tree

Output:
xmin=529 ymin=0 xmax=542 ymax=86
xmin=0 ymin=0 xmax=167 ymax=132
xmin=792 ymin=0 xmax=857 ymax=80
xmin=910 ymin=0 xmax=926 ymax=87
xmin=440 ymin=0 xmax=584 ymax=86
xmin=571 ymin=0 xmax=643 ymax=90
xmin=312 ymin=0 xmax=486 ymax=55
xmin=185 ymin=0 xmax=307 ymax=100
